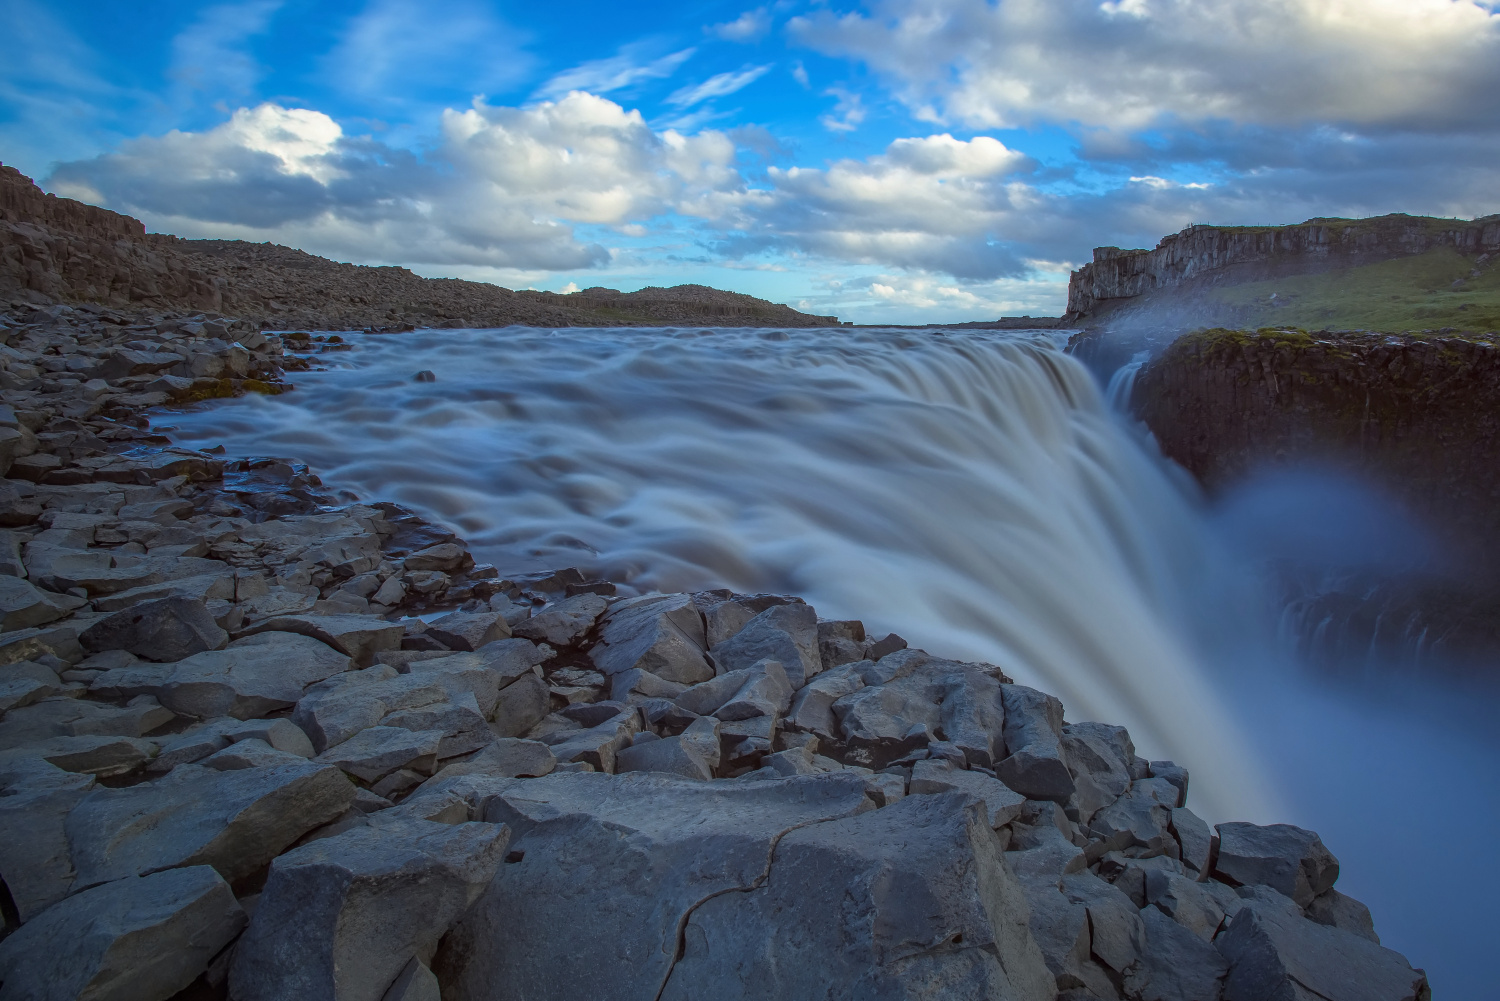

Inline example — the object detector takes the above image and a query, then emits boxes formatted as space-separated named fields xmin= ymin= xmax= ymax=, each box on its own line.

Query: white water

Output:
xmin=163 ymin=325 xmax=1496 ymax=992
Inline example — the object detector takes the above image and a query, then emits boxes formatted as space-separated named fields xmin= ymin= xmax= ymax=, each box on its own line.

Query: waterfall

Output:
xmin=167 ymin=325 xmax=1274 ymax=822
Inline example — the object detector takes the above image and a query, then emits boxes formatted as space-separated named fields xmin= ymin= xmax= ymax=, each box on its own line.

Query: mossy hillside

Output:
xmin=1204 ymin=247 xmax=1500 ymax=333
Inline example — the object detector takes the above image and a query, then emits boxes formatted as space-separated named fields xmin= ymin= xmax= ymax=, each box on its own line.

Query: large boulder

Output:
xmin=0 ymin=695 xmax=173 ymax=751
xmin=434 ymin=771 xmax=872 ymax=1000
xmin=230 ymin=818 xmax=508 ymax=1001
xmin=0 ymin=757 xmax=95 ymax=921
xmin=240 ymin=613 xmax=404 ymax=667
xmin=590 ymin=593 xmax=713 ymax=685
xmin=658 ymin=791 xmax=1056 ymax=1001
xmin=994 ymin=685 xmax=1074 ymax=804
xmin=510 ymin=593 xmax=608 ymax=647
xmin=0 ymin=573 xmax=85 ymax=630
xmin=79 ymin=596 xmax=227 ymax=662
xmin=66 ymin=756 xmax=354 ymax=887
xmin=1213 ymin=822 xmax=1340 ymax=907
xmin=0 ymin=866 xmax=245 ymax=1001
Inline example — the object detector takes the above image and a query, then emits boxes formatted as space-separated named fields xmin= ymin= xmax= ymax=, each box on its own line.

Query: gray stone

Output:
xmin=80 ymin=596 xmax=228 ymax=662
xmin=0 ymin=658 xmax=63 ymax=711
xmin=0 ymin=866 xmax=245 ymax=1001
xmin=1306 ymin=888 xmax=1379 ymax=943
xmin=675 ymin=667 xmax=754 ymax=716
xmin=201 ymin=737 xmax=308 ymax=770
xmin=230 ymin=817 xmax=508 ymax=1001
xmin=1214 ymin=822 xmax=1340 ymax=907
xmin=816 ymin=618 xmax=866 ymax=669
xmin=383 ymin=958 xmax=441 ymax=1001
xmin=0 ymin=623 xmax=84 ymax=667
xmin=1172 ymin=806 xmax=1213 ymax=876
xmin=1 ymin=734 xmax=157 ymax=777
xmin=709 ymin=601 xmax=821 ymax=688
xmin=435 ymin=771 xmax=872 ymax=1000
xmin=1060 ymin=721 xmax=1133 ymax=824
xmin=435 ymin=737 xmax=556 ymax=779
xmin=0 ymin=695 xmax=173 ymax=751
xmin=544 ymin=710 xmax=639 ymax=773
xmin=615 ymin=733 xmax=714 ymax=780
xmin=1146 ymin=868 xmax=1227 ymax=941
xmin=316 ymin=726 xmax=445 ymax=782
xmin=559 ymin=699 xmax=629 ymax=728
xmin=995 ymin=684 xmax=1075 ymax=804
xmin=490 ymin=671 xmax=550 ymax=738
xmin=240 ymin=613 xmax=404 ymax=667
xmin=862 ymin=771 xmax=905 ymax=806
xmin=0 ymin=757 xmax=95 ymax=921
xmin=1122 ymin=904 xmax=1229 ymax=1001
xmin=1149 ymin=760 xmax=1189 ymax=807
xmin=383 ymin=691 xmax=490 ymax=758
xmin=679 ymin=713 xmax=722 ymax=771
xmin=589 ymin=592 xmax=713 ymax=684
xmin=1216 ymin=888 xmax=1427 ymax=1001
xmin=609 ymin=666 xmax=688 ymax=702
xmin=66 ymin=756 xmax=354 ymax=887
xmin=293 ymin=667 xmax=446 ymax=752
xmin=1061 ymin=871 xmax=1145 ymax=981
xmin=714 ymin=658 xmax=793 ymax=720
xmin=426 ymin=610 xmax=510 ymax=651
xmin=158 ymin=630 xmax=352 ymax=720
xmin=697 ymin=592 xmax=794 ymax=646
xmin=908 ymin=758 xmax=1026 ymax=828
xmin=1098 ymin=853 xmax=1186 ymax=909
xmin=510 ymin=592 xmax=608 ymax=647
xmin=0 ymin=572 xmax=84 ymax=630
xmin=1090 ymin=777 xmax=1179 ymax=853
xmin=402 ymin=543 xmax=469 ymax=572
xmin=656 ymin=791 xmax=1055 ymax=1001
xmin=783 ymin=661 xmax=864 ymax=739
xmin=937 ymin=666 xmax=1007 ymax=769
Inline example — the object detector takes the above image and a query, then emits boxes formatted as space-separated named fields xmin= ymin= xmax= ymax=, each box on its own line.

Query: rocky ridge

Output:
xmin=1067 ymin=213 xmax=1500 ymax=322
xmin=1 ymin=163 xmax=840 ymax=331
xmin=0 ymin=303 xmax=1431 ymax=999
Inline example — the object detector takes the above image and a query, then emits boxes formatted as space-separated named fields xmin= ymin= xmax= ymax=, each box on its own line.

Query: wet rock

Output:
xmin=0 ymin=866 xmax=245 ymax=1001
xmin=1213 ymin=822 xmax=1339 ymax=907
xmin=157 ymin=630 xmax=352 ymax=720
xmin=66 ymin=756 xmax=354 ymax=887
xmin=435 ymin=771 xmax=871 ymax=1000
xmin=995 ymin=684 xmax=1075 ymax=804
xmin=709 ymin=601 xmax=821 ymax=688
xmin=510 ymin=592 xmax=608 ymax=647
xmin=80 ymin=595 xmax=228 ymax=662
xmin=0 ymin=573 xmax=85 ymax=630
xmin=658 ymin=791 xmax=1055 ymax=1001
xmin=425 ymin=609 xmax=510 ymax=652
xmin=908 ymin=757 xmax=1025 ymax=828
xmin=589 ymin=592 xmax=713 ymax=685
xmin=402 ymin=542 xmax=467 ymax=572
xmin=230 ymin=817 xmax=508 ymax=1001
xmin=1216 ymin=888 xmax=1428 ymax=1001
xmin=241 ymin=612 xmax=403 ymax=667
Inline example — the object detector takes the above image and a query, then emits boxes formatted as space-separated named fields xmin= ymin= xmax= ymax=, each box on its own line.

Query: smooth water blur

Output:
xmin=163 ymin=325 xmax=1495 ymax=992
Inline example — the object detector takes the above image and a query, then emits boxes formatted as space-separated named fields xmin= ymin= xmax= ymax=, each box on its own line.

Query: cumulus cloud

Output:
xmin=710 ymin=8 xmax=772 ymax=41
xmin=790 ymin=0 xmax=1500 ymax=133
xmin=720 ymin=134 xmax=1038 ymax=278
xmin=48 ymin=95 xmax=759 ymax=273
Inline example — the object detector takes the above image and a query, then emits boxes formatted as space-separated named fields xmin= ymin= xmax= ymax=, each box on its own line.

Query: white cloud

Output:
xmin=667 ymin=65 xmax=773 ymax=107
xmin=819 ymin=86 xmax=866 ymax=132
xmin=790 ymin=0 xmax=1500 ymax=133
xmin=710 ymin=8 xmax=772 ymax=41
xmin=533 ymin=45 xmax=695 ymax=101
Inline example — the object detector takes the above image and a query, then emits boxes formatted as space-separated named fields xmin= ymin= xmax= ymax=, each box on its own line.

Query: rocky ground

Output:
xmin=0 ymin=301 xmax=1431 ymax=1001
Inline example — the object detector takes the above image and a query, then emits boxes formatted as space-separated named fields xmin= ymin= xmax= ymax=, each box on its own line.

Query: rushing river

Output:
xmin=165 ymin=325 xmax=1496 ymax=994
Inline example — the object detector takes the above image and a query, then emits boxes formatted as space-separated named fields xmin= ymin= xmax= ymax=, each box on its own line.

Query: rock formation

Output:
xmin=0 ymin=163 xmax=840 ymax=331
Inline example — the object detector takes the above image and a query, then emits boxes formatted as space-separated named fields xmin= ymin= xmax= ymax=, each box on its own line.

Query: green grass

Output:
xmin=1205 ymin=247 xmax=1500 ymax=333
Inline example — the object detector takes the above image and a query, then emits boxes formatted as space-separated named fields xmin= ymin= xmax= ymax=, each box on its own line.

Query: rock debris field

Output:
xmin=0 ymin=299 xmax=1431 ymax=1001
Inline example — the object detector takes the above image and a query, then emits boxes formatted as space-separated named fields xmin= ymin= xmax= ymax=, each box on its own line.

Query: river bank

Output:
xmin=0 ymin=300 xmax=1434 ymax=1000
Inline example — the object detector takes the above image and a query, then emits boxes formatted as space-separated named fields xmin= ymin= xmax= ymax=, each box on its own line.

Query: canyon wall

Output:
xmin=1067 ymin=214 xmax=1500 ymax=318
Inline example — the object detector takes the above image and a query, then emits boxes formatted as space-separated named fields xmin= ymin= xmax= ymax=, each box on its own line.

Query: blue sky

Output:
xmin=4 ymin=0 xmax=1499 ymax=322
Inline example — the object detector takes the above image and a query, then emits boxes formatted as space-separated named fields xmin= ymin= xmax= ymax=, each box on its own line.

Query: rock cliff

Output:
xmin=1067 ymin=214 xmax=1500 ymax=320
xmin=0 ymin=164 xmax=840 ymax=330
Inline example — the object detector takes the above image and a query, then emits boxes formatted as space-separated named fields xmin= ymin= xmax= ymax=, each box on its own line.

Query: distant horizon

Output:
xmin=5 ymin=0 xmax=1498 ymax=324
